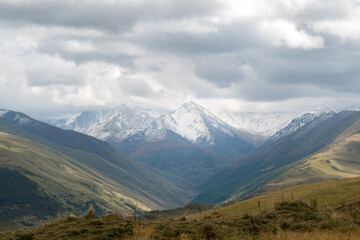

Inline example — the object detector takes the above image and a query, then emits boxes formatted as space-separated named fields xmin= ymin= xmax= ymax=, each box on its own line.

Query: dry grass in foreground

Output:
xmin=3 ymin=198 xmax=360 ymax=240
xmin=4 ymin=177 xmax=360 ymax=239
xmin=258 ymin=229 xmax=360 ymax=240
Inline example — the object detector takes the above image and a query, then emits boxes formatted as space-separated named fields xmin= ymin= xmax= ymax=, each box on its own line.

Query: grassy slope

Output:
xmin=0 ymin=129 xmax=191 ymax=227
xmin=196 ymin=177 xmax=360 ymax=218
xmin=254 ymin=118 xmax=360 ymax=196
xmin=0 ymin=221 xmax=22 ymax=232
xmin=0 ymin=214 xmax=136 ymax=240
xmin=0 ymin=116 xmax=193 ymax=211
xmin=142 ymin=203 xmax=214 ymax=221
xmin=0 ymin=132 xmax=147 ymax=219
xmin=0 ymin=111 xmax=192 ymax=193
xmin=195 ymin=111 xmax=360 ymax=204
xmin=4 ymin=177 xmax=360 ymax=239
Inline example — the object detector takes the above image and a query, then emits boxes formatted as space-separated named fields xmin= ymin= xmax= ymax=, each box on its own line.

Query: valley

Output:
xmin=45 ymin=102 xmax=329 ymax=187
xmin=2 ymin=104 xmax=360 ymax=239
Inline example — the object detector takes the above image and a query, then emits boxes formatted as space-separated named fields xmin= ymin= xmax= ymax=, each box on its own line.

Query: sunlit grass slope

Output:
xmin=0 ymin=132 xmax=145 ymax=222
xmin=191 ymin=176 xmax=360 ymax=218
xmin=257 ymin=119 xmax=360 ymax=195
xmin=0 ymin=114 xmax=193 ymax=214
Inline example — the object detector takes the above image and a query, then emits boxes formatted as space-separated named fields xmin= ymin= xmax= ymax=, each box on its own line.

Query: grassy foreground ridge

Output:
xmin=2 ymin=177 xmax=360 ymax=239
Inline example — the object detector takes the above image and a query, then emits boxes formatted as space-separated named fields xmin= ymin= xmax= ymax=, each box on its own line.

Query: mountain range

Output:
xmin=46 ymin=102 xmax=304 ymax=144
xmin=46 ymin=102 xmax=262 ymax=185
xmin=2 ymin=102 xmax=360 ymax=226
xmin=45 ymin=102 xmax=343 ymax=186
xmin=46 ymin=105 xmax=162 ymax=142
xmin=46 ymin=102 xmax=338 ymax=147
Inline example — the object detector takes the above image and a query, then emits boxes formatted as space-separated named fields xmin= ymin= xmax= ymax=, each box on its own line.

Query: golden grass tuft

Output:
xmin=84 ymin=204 xmax=95 ymax=220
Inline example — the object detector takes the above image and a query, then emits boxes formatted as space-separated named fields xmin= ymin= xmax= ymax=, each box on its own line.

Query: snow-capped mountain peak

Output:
xmin=0 ymin=110 xmax=35 ymax=126
xmin=119 ymin=102 xmax=257 ymax=158
xmin=343 ymin=105 xmax=360 ymax=112
xmin=153 ymin=102 xmax=214 ymax=144
xmin=45 ymin=102 xmax=342 ymax=156
xmin=269 ymin=108 xmax=336 ymax=142
xmin=146 ymin=101 xmax=240 ymax=145
xmin=46 ymin=106 xmax=162 ymax=142
xmin=0 ymin=109 xmax=9 ymax=116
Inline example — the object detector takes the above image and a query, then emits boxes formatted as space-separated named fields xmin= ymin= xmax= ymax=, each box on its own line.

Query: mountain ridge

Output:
xmin=0 ymin=110 xmax=194 ymax=216
xmin=194 ymin=110 xmax=360 ymax=204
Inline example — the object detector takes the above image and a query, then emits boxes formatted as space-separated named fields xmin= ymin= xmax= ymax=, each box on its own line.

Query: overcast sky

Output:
xmin=1 ymin=0 xmax=360 ymax=118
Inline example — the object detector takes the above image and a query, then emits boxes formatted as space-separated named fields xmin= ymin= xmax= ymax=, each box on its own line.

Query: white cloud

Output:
xmin=63 ymin=40 xmax=96 ymax=53
xmin=28 ymin=61 xmax=123 ymax=106
xmin=221 ymin=0 xmax=273 ymax=23
xmin=260 ymin=19 xmax=325 ymax=49
xmin=313 ymin=6 xmax=360 ymax=41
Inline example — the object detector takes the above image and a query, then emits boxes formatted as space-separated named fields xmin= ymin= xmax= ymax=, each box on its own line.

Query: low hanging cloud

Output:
xmin=0 ymin=0 xmax=360 ymax=118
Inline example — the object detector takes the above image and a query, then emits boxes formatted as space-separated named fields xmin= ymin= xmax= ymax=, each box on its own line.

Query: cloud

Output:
xmin=0 ymin=0 xmax=360 ymax=118
xmin=0 ymin=0 xmax=222 ymax=32
xmin=119 ymin=77 xmax=156 ymax=97
xmin=260 ymin=19 xmax=325 ymax=49
xmin=313 ymin=10 xmax=360 ymax=42
xmin=193 ymin=54 xmax=246 ymax=88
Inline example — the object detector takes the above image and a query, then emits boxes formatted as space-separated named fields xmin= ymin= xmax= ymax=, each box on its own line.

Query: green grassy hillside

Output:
xmin=195 ymin=111 xmax=360 ymax=204
xmin=258 ymin=132 xmax=360 ymax=196
xmin=0 ymin=132 xmax=149 ymax=224
xmin=0 ymin=112 xmax=192 ymax=198
xmin=240 ymin=115 xmax=360 ymax=199
xmin=0 ymin=113 xmax=193 ymax=213
xmin=0 ymin=116 xmax=195 ymax=226
xmin=195 ymin=176 xmax=360 ymax=218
